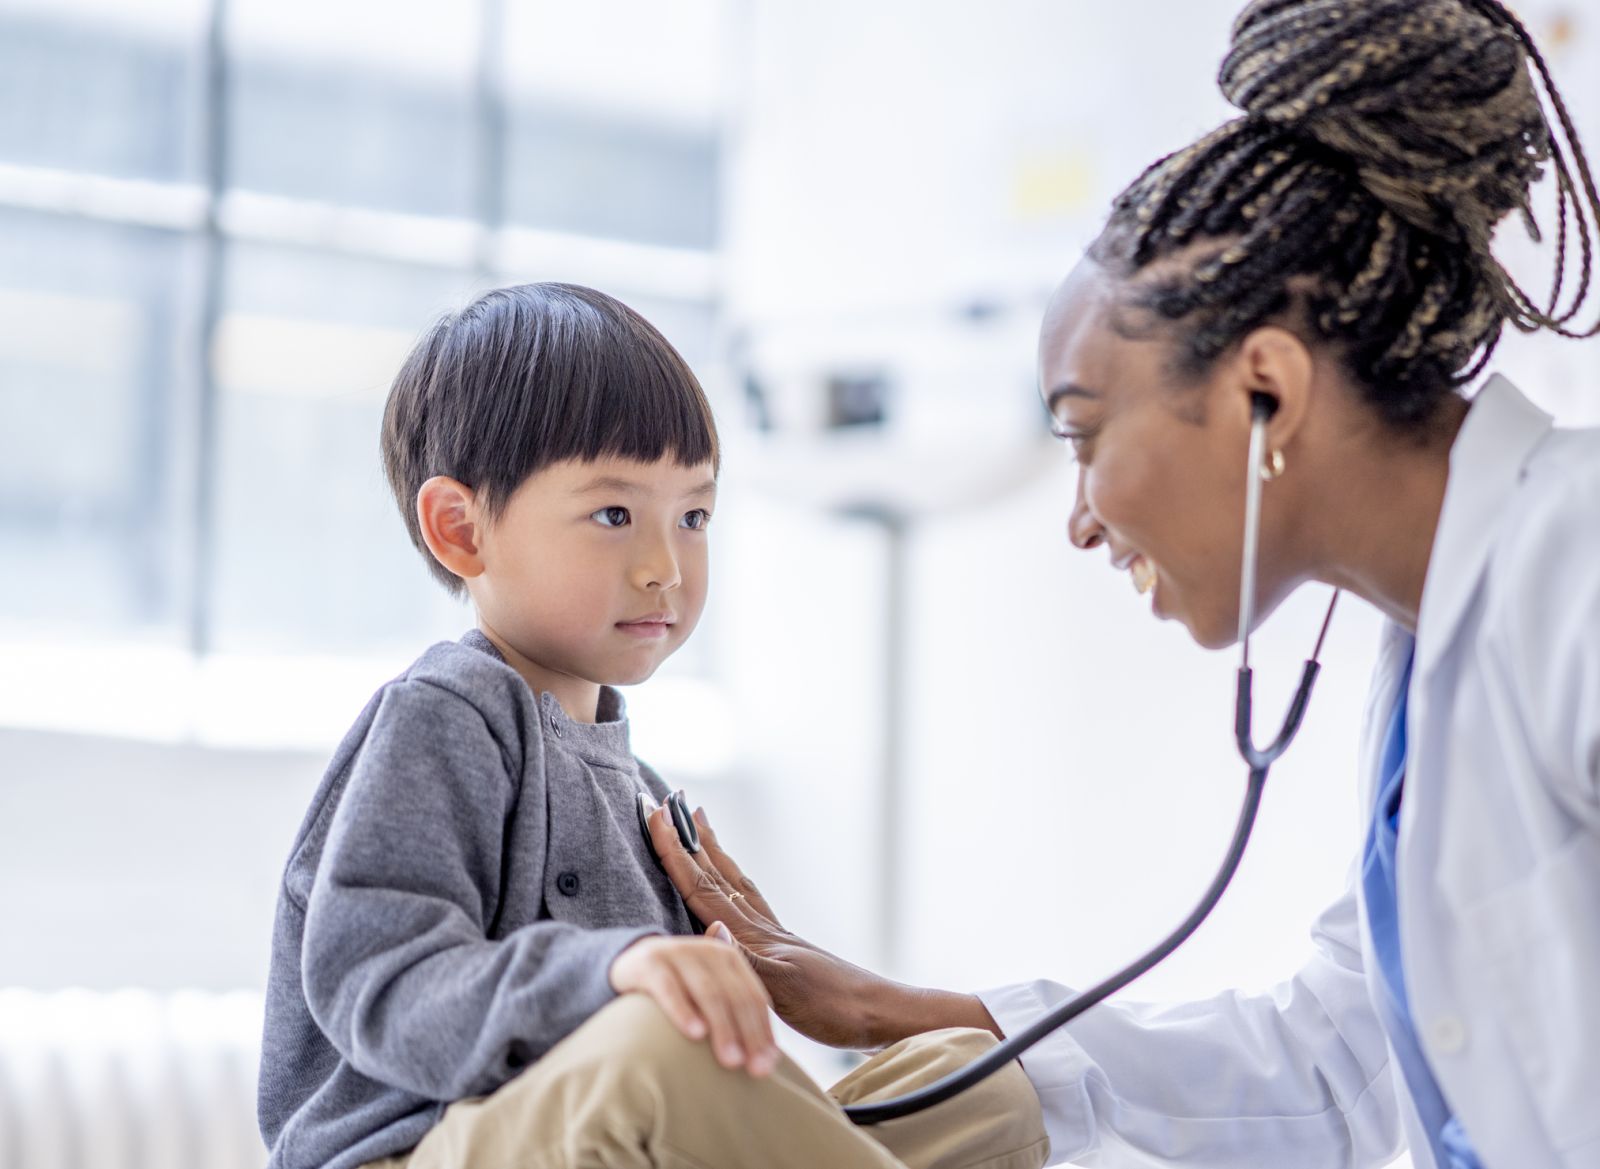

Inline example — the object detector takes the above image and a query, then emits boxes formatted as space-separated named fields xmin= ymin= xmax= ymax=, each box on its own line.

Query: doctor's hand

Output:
xmin=645 ymin=803 xmax=1001 ymax=1050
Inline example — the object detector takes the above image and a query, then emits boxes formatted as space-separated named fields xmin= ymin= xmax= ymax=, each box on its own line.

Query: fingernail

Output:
xmin=720 ymin=1043 xmax=744 ymax=1066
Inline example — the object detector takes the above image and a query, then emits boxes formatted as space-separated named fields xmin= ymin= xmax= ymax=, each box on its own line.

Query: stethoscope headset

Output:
xmin=644 ymin=393 xmax=1342 ymax=1123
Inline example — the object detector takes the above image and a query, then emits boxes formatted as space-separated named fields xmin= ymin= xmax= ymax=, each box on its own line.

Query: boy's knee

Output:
xmin=575 ymin=993 xmax=701 ymax=1068
xmin=413 ymin=997 xmax=723 ymax=1166
xmin=536 ymin=993 xmax=725 ymax=1098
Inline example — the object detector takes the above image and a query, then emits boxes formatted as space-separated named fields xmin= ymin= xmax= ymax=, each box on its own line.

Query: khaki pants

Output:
xmin=362 ymin=994 xmax=1049 ymax=1169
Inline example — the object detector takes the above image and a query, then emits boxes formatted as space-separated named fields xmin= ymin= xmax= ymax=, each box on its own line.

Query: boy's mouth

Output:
xmin=616 ymin=613 xmax=675 ymax=639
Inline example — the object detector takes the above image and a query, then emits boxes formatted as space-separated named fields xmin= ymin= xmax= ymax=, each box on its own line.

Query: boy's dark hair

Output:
xmin=382 ymin=282 xmax=720 ymax=594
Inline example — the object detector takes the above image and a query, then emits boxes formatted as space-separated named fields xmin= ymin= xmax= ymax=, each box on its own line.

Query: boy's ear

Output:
xmin=416 ymin=476 xmax=486 ymax=584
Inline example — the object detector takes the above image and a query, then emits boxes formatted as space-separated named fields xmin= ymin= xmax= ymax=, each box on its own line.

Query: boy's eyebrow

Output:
xmin=571 ymin=475 xmax=645 ymax=495
xmin=570 ymin=475 xmax=719 ymax=499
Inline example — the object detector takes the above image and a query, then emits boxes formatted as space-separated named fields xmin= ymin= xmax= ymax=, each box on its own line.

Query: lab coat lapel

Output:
xmin=1353 ymin=378 xmax=1552 ymax=1168
xmin=1411 ymin=375 xmax=1554 ymax=686
xmin=1391 ymin=376 xmax=1554 ymax=1167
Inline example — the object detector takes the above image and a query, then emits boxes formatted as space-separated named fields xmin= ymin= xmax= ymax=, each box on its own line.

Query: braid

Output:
xmin=1091 ymin=0 xmax=1600 ymax=430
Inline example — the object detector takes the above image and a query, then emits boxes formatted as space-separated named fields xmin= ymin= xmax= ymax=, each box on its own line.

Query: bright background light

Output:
xmin=2 ymin=3 xmax=1596 ymax=1165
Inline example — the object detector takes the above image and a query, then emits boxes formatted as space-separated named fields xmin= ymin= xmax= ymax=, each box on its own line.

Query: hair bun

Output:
xmin=1219 ymin=0 xmax=1547 ymax=240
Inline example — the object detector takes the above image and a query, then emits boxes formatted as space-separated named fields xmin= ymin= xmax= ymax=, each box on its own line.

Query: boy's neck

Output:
xmin=476 ymin=621 xmax=604 ymax=723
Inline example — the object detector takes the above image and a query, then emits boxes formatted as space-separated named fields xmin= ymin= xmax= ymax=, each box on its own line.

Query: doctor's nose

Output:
xmin=1067 ymin=490 xmax=1105 ymax=551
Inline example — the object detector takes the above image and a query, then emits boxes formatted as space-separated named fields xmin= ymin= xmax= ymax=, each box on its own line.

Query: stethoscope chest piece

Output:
xmin=637 ymin=790 xmax=701 ymax=868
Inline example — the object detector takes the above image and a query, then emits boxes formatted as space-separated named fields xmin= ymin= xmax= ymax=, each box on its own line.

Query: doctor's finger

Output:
xmin=646 ymin=805 xmax=759 ymax=931
xmin=691 ymin=807 xmax=782 ymax=927
xmin=653 ymin=802 xmax=751 ymax=906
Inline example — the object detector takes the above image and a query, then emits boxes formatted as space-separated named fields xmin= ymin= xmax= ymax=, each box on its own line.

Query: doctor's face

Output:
xmin=1038 ymin=260 xmax=1280 ymax=649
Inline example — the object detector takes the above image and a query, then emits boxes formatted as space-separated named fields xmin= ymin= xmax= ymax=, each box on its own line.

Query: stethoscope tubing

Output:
xmin=843 ymin=762 xmax=1273 ymax=1124
xmin=846 ymin=399 xmax=1337 ymax=1124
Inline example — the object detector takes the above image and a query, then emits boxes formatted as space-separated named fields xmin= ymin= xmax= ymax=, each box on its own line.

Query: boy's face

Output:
xmin=468 ymin=455 xmax=717 ymax=701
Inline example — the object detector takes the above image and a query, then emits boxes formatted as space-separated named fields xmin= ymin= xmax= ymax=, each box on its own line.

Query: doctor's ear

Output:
xmin=416 ymin=476 xmax=487 ymax=584
xmin=1230 ymin=325 xmax=1314 ymax=451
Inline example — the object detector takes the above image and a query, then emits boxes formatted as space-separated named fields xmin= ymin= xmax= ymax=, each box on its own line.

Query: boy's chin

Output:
xmin=596 ymin=659 xmax=665 ymax=688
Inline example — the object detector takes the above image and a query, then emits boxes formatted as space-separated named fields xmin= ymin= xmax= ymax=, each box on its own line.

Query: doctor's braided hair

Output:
xmin=1090 ymin=0 xmax=1600 ymax=429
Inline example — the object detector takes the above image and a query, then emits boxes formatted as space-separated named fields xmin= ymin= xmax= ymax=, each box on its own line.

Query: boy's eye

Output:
xmin=679 ymin=509 xmax=711 ymax=531
xmin=592 ymin=506 xmax=631 ymax=528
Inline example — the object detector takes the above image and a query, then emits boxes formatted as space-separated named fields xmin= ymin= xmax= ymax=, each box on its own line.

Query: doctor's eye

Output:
xmin=679 ymin=508 xmax=712 ymax=531
xmin=592 ymin=506 xmax=631 ymax=528
xmin=1053 ymin=430 xmax=1094 ymax=464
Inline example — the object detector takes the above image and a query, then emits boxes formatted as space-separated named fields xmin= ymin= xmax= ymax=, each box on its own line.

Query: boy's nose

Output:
xmin=632 ymin=539 xmax=682 ymax=591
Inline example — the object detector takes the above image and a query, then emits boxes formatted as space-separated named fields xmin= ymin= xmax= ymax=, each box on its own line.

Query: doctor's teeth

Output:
xmin=1131 ymin=558 xmax=1156 ymax=595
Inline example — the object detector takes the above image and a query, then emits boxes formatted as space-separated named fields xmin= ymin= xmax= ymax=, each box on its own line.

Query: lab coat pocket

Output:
xmin=1462 ymin=828 xmax=1600 ymax=1154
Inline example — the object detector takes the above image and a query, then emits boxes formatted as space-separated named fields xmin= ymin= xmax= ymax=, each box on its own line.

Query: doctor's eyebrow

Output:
xmin=1044 ymin=382 xmax=1100 ymax=413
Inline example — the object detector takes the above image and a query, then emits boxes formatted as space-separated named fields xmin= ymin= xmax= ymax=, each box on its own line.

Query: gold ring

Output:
xmin=728 ymin=891 xmax=746 ymax=902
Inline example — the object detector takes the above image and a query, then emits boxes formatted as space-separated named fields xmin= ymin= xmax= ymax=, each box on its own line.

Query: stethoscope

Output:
xmin=644 ymin=394 xmax=1342 ymax=1124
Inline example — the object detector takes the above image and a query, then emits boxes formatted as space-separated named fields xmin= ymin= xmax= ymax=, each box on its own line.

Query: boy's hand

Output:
xmin=608 ymin=922 xmax=780 ymax=1077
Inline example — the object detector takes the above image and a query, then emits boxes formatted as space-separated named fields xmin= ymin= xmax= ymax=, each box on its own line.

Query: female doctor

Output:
xmin=650 ymin=1 xmax=1600 ymax=1166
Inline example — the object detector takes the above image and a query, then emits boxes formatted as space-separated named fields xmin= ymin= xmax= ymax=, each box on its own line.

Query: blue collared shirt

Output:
xmin=1361 ymin=651 xmax=1484 ymax=1169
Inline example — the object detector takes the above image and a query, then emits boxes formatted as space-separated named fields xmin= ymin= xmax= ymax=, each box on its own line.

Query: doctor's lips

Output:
xmin=1123 ymin=555 xmax=1157 ymax=596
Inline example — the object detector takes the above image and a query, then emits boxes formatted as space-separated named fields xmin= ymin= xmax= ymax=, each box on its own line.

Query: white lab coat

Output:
xmin=980 ymin=376 xmax=1600 ymax=1168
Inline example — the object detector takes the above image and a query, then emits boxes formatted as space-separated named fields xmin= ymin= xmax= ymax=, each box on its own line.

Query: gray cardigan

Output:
xmin=258 ymin=631 xmax=697 ymax=1169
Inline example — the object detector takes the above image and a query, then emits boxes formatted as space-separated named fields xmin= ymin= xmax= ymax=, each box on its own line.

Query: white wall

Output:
xmin=0 ymin=727 xmax=321 ymax=990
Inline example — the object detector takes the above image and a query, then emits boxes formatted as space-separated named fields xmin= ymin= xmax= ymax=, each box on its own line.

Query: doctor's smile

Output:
xmin=1124 ymin=555 xmax=1157 ymax=598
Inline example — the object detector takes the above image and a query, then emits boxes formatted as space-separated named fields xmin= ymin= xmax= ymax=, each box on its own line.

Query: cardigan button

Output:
xmin=556 ymin=871 xmax=581 ymax=897
xmin=1429 ymin=1015 xmax=1467 ymax=1055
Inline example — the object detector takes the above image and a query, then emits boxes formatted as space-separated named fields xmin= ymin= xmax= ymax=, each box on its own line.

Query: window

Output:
xmin=0 ymin=0 xmax=727 ymax=752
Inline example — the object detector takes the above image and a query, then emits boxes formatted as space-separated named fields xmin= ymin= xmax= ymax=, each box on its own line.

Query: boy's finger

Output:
xmin=718 ymin=943 xmax=777 ymax=1075
xmin=732 ymin=970 xmax=778 ymax=1076
xmin=676 ymin=958 xmax=748 ymax=1072
xmin=639 ymin=978 xmax=705 ymax=1042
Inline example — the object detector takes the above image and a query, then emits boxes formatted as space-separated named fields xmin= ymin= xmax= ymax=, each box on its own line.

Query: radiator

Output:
xmin=0 ymin=989 xmax=266 ymax=1169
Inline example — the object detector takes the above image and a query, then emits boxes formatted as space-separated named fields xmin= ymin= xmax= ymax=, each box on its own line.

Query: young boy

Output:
xmin=259 ymin=282 xmax=1047 ymax=1169
xmin=257 ymin=283 xmax=778 ymax=1169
